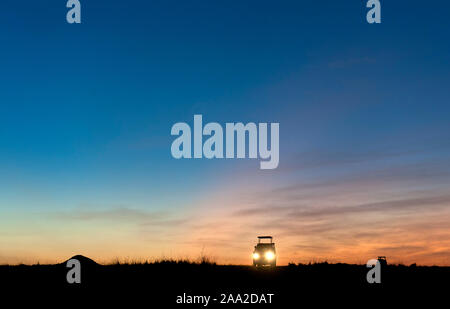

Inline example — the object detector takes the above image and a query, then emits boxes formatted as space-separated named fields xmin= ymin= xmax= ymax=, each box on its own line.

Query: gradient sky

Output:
xmin=1 ymin=1 xmax=449 ymax=265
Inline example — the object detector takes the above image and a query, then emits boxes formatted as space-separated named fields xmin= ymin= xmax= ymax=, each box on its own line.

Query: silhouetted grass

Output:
xmin=105 ymin=254 xmax=217 ymax=266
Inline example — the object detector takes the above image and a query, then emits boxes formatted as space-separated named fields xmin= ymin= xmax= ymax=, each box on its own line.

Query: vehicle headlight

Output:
xmin=252 ymin=253 xmax=260 ymax=259
xmin=265 ymin=251 xmax=275 ymax=261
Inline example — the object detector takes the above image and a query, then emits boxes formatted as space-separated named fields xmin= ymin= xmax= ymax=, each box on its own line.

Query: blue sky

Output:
xmin=0 ymin=1 xmax=449 ymax=264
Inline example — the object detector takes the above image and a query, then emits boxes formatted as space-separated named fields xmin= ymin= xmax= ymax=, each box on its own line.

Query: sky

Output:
xmin=0 ymin=1 xmax=449 ymax=265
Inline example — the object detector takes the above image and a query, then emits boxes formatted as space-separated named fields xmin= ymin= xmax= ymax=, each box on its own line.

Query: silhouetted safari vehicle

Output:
xmin=377 ymin=256 xmax=387 ymax=267
xmin=253 ymin=236 xmax=276 ymax=267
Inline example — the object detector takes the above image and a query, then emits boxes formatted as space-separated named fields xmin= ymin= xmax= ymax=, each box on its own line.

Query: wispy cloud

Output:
xmin=328 ymin=56 xmax=376 ymax=69
xmin=50 ymin=207 xmax=188 ymax=227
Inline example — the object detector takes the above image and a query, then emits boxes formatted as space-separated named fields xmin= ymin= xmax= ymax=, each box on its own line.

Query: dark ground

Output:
xmin=1 ymin=256 xmax=448 ymax=306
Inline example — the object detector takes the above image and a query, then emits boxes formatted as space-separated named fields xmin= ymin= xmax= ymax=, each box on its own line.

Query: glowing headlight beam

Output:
xmin=265 ymin=251 xmax=275 ymax=261
xmin=253 ymin=253 xmax=260 ymax=259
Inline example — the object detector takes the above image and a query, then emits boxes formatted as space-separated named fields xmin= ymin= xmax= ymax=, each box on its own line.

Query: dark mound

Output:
xmin=61 ymin=255 xmax=99 ymax=267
